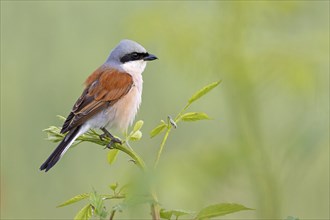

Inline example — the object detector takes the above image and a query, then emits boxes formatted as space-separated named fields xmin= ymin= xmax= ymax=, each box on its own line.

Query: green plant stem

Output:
xmin=113 ymin=143 xmax=146 ymax=170
xmin=151 ymin=105 xmax=189 ymax=218
xmin=102 ymin=195 xmax=125 ymax=200
xmin=174 ymin=103 xmax=190 ymax=122
xmin=153 ymin=102 xmax=189 ymax=169
xmin=152 ymin=125 xmax=175 ymax=219
xmin=154 ymin=127 xmax=172 ymax=169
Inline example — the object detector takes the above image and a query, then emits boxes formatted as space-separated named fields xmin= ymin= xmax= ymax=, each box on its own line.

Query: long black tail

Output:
xmin=40 ymin=126 xmax=82 ymax=172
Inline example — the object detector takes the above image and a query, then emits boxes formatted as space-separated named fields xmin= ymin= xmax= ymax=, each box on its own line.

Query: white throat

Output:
xmin=120 ymin=60 xmax=147 ymax=76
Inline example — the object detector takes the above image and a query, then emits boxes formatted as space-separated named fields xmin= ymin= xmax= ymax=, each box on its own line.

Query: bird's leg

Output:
xmin=100 ymin=127 xmax=122 ymax=149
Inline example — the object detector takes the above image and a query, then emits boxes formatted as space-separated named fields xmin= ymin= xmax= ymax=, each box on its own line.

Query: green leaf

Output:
xmin=129 ymin=130 xmax=142 ymax=141
xmin=160 ymin=208 xmax=193 ymax=220
xmin=112 ymin=203 xmax=125 ymax=212
xmin=195 ymin=203 xmax=253 ymax=219
xmin=56 ymin=115 xmax=67 ymax=121
xmin=43 ymin=126 xmax=65 ymax=143
xmin=132 ymin=120 xmax=144 ymax=133
xmin=160 ymin=209 xmax=172 ymax=219
xmin=118 ymin=183 xmax=130 ymax=195
xmin=109 ymin=182 xmax=119 ymax=192
xmin=188 ymin=80 xmax=221 ymax=105
xmin=107 ymin=149 xmax=119 ymax=165
xmin=74 ymin=204 xmax=92 ymax=220
xmin=150 ymin=121 xmax=167 ymax=138
xmin=180 ymin=112 xmax=210 ymax=122
xmin=127 ymin=120 xmax=143 ymax=141
xmin=89 ymin=191 xmax=107 ymax=218
xmin=57 ymin=193 xmax=90 ymax=208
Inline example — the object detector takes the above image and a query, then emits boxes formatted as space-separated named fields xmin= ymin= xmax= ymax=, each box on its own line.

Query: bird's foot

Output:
xmin=105 ymin=137 xmax=122 ymax=149
xmin=99 ymin=127 xmax=122 ymax=149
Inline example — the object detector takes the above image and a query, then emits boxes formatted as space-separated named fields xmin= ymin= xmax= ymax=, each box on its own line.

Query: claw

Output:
xmin=105 ymin=138 xmax=122 ymax=149
xmin=105 ymin=141 xmax=115 ymax=149
xmin=99 ymin=133 xmax=107 ymax=141
xmin=100 ymin=127 xmax=122 ymax=149
xmin=111 ymin=137 xmax=122 ymax=145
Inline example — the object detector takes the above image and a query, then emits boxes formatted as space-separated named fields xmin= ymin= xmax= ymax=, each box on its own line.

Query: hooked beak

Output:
xmin=144 ymin=53 xmax=158 ymax=61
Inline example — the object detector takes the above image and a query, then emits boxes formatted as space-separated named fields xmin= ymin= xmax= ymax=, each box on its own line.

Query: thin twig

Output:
xmin=150 ymin=192 xmax=160 ymax=220
xmin=109 ymin=210 xmax=116 ymax=220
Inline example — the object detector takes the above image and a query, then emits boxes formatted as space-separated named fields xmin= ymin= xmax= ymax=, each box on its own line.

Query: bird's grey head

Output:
xmin=106 ymin=39 xmax=157 ymax=74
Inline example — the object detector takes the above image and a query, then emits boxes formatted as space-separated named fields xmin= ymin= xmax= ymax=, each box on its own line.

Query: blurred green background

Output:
xmin=1 ymin=1 xmax=329 ymax=219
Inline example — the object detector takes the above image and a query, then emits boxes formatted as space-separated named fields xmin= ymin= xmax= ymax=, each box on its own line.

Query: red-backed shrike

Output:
xmin=40 ymin=39 xmax=157 ymax=172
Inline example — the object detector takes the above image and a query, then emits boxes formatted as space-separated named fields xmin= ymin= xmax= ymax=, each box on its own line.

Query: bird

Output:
xmin=40 ymin=39 xmax=157 ymax=172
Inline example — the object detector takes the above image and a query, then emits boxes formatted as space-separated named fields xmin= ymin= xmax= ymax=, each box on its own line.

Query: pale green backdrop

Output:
xmin=1 ymin=1 xmax=329 ymax=219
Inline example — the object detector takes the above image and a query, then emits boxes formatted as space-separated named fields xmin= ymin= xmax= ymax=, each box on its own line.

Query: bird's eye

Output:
xmin=120 ymin=52 xmax=143 ymax=63
xmin=131 ymin=52 xmax=139 ymax=59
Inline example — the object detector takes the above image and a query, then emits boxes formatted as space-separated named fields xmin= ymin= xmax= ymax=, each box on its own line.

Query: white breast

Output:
xmin=109 ymin=83 xmax=142 ymax=131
